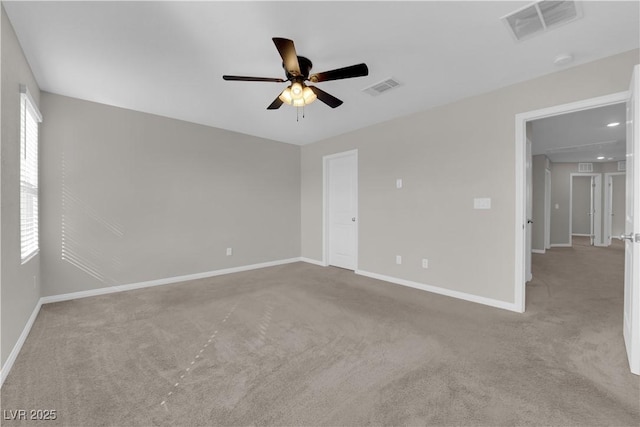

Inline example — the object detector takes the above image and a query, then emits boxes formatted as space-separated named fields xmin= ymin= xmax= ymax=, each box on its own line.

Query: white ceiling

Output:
xmin=531 ymin=103 xmax=627 ymax=163
xmin=4 ymin=1 xmax=639 ymax=145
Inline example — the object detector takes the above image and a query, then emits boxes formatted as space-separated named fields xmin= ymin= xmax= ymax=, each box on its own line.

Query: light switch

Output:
xmin=474 ymin=198 xmax=491 ymax=210
xmin=555 ymin=203 xmax=560 ymax=209
xmin=396 ymin=178 xmax=403 ymax=189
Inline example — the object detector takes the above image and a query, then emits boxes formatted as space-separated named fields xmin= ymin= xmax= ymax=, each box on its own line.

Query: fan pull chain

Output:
xmin=295 ymin=101 xmax=307 ymax=123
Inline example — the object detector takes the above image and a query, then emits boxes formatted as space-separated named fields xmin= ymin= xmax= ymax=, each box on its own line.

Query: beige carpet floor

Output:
xmin=2 ymin=239 xmax=639 ymax=426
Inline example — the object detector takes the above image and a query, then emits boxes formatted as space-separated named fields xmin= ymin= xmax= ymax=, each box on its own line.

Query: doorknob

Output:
xmin=352 ymin=217 xmax=356 ymax=222
xmin=527 ymin=219 xmax=533 ymax=224
xmin=619 ymin=233 xmax=640 ymax=242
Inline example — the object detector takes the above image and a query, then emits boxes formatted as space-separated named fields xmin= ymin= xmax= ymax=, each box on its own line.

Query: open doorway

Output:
xmin=570 ymin=173 xmax=602 ymax=246
xmin=515 ymin=79 xmax=639 ymax=375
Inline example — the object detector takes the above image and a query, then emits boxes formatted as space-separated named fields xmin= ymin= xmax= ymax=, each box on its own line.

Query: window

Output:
xmin=20 ymin=85 xmax=42 ymax=262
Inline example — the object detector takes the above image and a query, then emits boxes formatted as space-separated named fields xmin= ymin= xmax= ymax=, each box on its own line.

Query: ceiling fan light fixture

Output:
xmin=279 ymin=87 xmax=293 ymax=104
xmin=278 ymin=83 xmax=317 ymax=107
xmin=302 ymin=86 xmax=317 ymax=104
xmin=291 ymin=82 xmax=303 ymax=99
xmin=223 ymin=38 xmax=368 ymax=111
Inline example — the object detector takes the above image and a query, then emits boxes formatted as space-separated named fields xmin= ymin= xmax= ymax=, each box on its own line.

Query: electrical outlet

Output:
xmin=226 ymin=248 xmax=232 ymax=256
xmin=422 ymin=259 xmax=429 ymax=269
xmin=396 ymin=255 xmax=402 ymax=265
xmin=396 ymin=178 xmax=403 ymax=189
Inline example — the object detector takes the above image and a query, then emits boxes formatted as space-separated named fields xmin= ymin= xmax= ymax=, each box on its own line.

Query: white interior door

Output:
xmin=612 ymin=175 xmax=626 ymax=238
xmin=544 ymin=169 xmax=551 ymax=249
xmin=327 ymin=152 xmax=357 ymax=270
xmin=623 ymin=65 xmax=640 ymax=375
xmin=594 ymin=175 xmax=602 ymax=246
xmin=526 ymin=138 xmax=532 ymax=282
xmin=590 ymin=176 xmax=595 ymax=245
xmin=605 ymin=175 xmax=613 ymax=246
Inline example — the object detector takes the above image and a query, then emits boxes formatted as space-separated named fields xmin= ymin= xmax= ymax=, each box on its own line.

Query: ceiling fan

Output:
xmin=223 ymin=37 xmax=369 ymax=110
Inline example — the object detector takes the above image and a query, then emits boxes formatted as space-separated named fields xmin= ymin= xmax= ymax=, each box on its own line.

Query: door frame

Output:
xmin=604 ymin=172 xmax=626 ymax=246
xmin=569 ymin=173 xmax=601 ymax=246
xmin=514 ymin=91 xmax=628 ymax=313
xmin=322 ymin=149 xmax=358 ymax=269
xmin=526 ymin=137 xmax=533 ymax=281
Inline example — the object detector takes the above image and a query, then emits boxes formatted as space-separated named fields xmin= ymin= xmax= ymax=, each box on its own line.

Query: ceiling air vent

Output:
xmin=618 ymin=161 xmax=626 ymax=171
xmin=578 ymin=162 xmax=593 ymax=172
xmin=363 ymin=78 xmax=401 ymax=96
xmin=502 ymin=0 xmax=582 ymax=42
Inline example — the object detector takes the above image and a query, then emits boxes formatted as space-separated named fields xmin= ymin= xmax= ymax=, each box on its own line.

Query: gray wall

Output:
xmin=572 ymin=176 xmax=592 ymax=235
xmin=550 ymin=163 xmax=576 ymax=245
xmin=40 ymin=93 xmax=301 ymax=296
xmin=1 ymin=6 xmax=42 ymax=367
xmin=531 ymin=155 xmax=548 ymax=251
xmin=301 ymin=49 xmax=638 ymax=304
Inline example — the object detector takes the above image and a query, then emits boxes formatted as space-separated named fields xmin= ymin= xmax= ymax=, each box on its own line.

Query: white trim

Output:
xmin=515 ymin=91 xmax=629 ymax=314
xmin=323 ymin=149 xmax=358 ymax=270
xmin=40 ymin=258 xmax=300 ymax=304
xmin=356 ymin=269 xmax=519 ymax=312
xmin=0 ymin=299 xmax=42 ymax=387
xmin=550 ymin=243 xmax=572 ymax=248
xmin=571 ymin=233 xmax=592 ymax=237
xmin=531 ymin=249 xmax=546 ymax=254
xmin=526 ymin=137 xmax=533 ymax=283
xmin=19 ymin=84 xmax=42 ymax=122
xmin=624 ymin=314 xmax=632 ymax=370
xmin=299 ymin=257 xmax=327 ymax=267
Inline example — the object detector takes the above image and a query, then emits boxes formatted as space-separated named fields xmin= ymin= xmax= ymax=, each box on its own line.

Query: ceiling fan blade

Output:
xmin=309 ymin=86 xmax=343 ymax=108
xmin=223 ymin=75 xmax=286 ymax=83
xmin=267 ymin=96 xmax=284 ymax=110
xmin=273 ymin=37 xmax=301 ymax=76
xmin=309 ymin=63 xmax=369 ymax=83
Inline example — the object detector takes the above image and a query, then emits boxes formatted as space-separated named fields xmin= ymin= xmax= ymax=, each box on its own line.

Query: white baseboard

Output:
xmin=531 ymin=249 xmax=546 ymax=254
xmin=572 ymin=233 xmax=591 ymax=237
xmin=355 ymin=269 xmax=519 ymax=313
xmin=0 ymin=299 xmax=42 ymax=387
xmin=299 ymin=257 xmax=327 ymax=267
xmin=41 ymin=258 xmax=300 ymax=304
xmin=550 ymin=243 xmax=572 ymax=248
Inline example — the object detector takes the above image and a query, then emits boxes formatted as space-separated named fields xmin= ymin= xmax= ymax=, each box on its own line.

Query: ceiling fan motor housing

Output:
xmin=286 ymin=56 xmax=313 ymax=80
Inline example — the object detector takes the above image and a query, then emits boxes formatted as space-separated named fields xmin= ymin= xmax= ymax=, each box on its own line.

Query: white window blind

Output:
xmin=20 ymin=85 xmax=42 ymax=262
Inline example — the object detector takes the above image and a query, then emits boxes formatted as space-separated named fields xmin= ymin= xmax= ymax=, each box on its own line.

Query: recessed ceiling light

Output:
xmin=597 ymin=156 xmax=605 ymax=160
xmin=607 ymin=122 xmax=620 ymax=127
xmin=608 ymin=157 xmax=614 ymax=160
